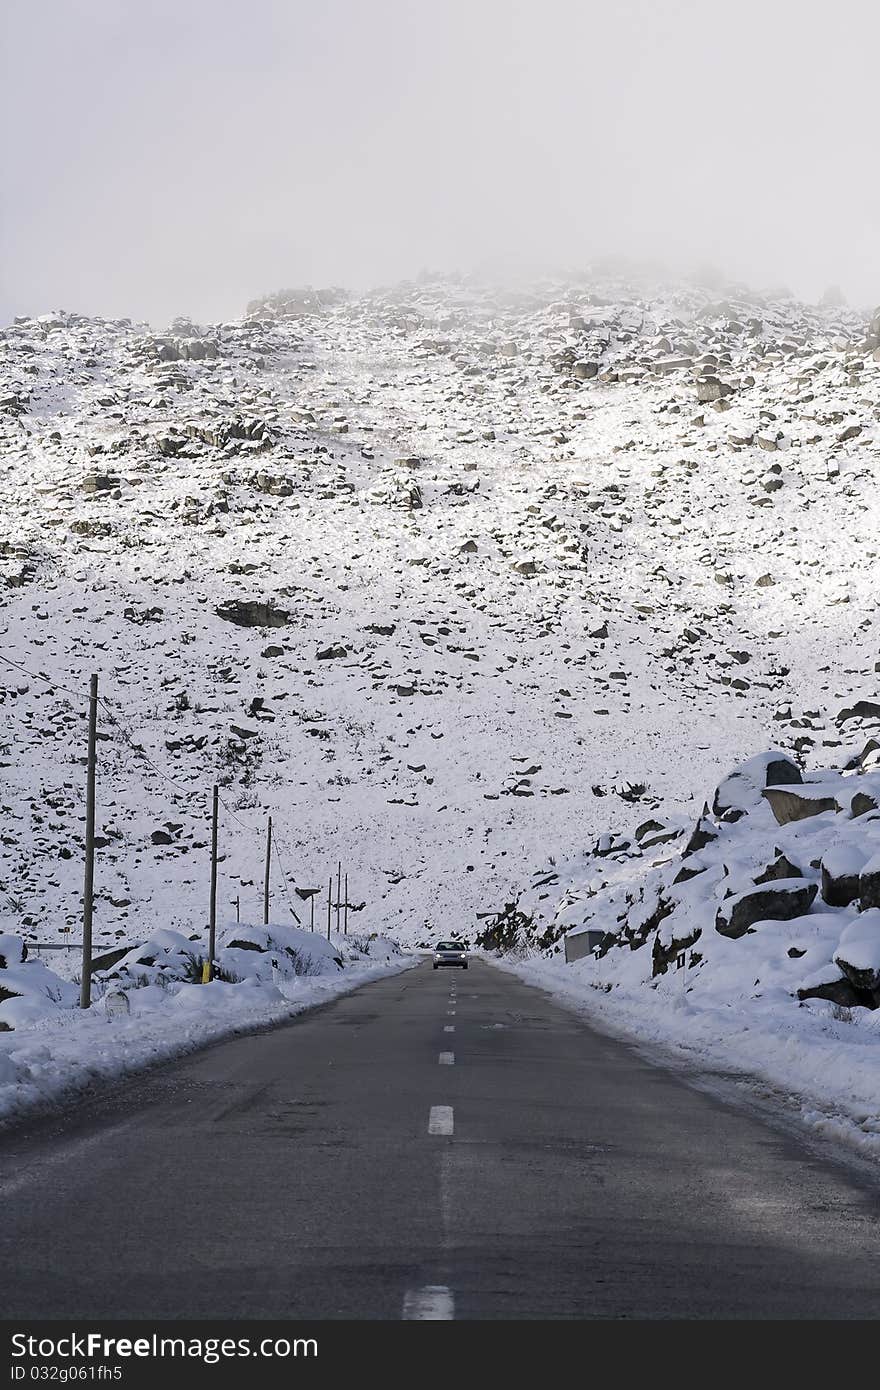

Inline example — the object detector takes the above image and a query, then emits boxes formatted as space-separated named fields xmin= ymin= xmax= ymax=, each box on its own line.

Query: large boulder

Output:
xmin=713 ymin=751 xmax=801 ymax=819
xmin=843 ymin=739 xmax=880 ymax=773
xmin=651 ymin=925 xmax=702 ymax=977
xmin=860 ymin=853 xmax=880 ymax=911
xmin=715 ymin=880 xmax=818 ymax=939
xmin=215 ymin=599 xmax=292 ymax=628
xmin=796 ymin=977 xmax=870 ymax=1009
xmin=695 ymin=376 xmax=733 ymax=403
xmin=682 ymin=807 xmax=718 ymax=856
xmin=763 ymin=785 xmax=840 ymax=825
xmin=821 ymin=843 xmax=868 ymax=907
xmin=834 ymin=911 xmax=880 ymax=993
xmin=572 ymin=360 xmax=599 ymax=379
xmin=837 ymin=699 xmax=880 ymax=724
xmin=754 ymin=850 xmax=804 ymax=884
xmin=181 ymin=338 xmax=219 ymax=361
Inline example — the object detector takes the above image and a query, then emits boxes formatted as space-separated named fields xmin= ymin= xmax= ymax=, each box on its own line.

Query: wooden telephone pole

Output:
xmin=208 ymin=784 xmax=218 ymax=980
xmin=80 ymin=674 xmax=98 ymax=1010
xmin=263 ymin=816 xmax=272 ymax=926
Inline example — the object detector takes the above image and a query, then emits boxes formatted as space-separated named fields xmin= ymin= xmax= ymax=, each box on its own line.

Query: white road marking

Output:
xmin=402 ymin=1285 xmax=454 ymax=1320
xmin=439 ymin=1052 xmax=455 ymax=1065
xmin=444 ymin=1024 xmax=455 ymax=1032
xmin=428 ymin=1105 xmax=454 ymax=1135
xmin=447 ymin=1009 xmax=456 ymax=1015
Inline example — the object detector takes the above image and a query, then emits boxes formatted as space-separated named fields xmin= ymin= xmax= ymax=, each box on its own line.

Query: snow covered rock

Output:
xmin=715 ymin=880 xmax=818 ymax=939
xmin=214 ymin=598 xmax=291 ymax=627
xmin=821 ymin=843 xmax=868 ymax=907
xmin=219 ymin=923 xmax=343 ymax=977
xmin=754 ymin=850 xmax=805 ymax=884
xmin=763 ymin=785 xmax=841 ymax=825
xmin=858 ymin=854 xmax=880 ymax=911
xmin=0 ymin=935 xmax=27 ymax=970
xmin=695 ymin=377 xmax=733 ymax=403
xmin=509 ymin=735 xmax=880 ymax=1023
xmin=712 ymin=751 xmax=801 ymax=819
xmin=0 ymin=956 xmax=79 ymax=1029
xmin=572 ymin=360 xmax=599 ymax=380
xmin=834 ymin=911 xmax=880 ymax=994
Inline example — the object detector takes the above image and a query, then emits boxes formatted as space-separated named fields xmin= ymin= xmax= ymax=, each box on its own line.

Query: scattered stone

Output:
xmin=572 ymin=360 xmax=599 ymax=380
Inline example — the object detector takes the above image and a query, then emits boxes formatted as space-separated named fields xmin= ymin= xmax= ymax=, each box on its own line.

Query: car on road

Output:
xmin=433 ymin=941 xmax=468 ymax=969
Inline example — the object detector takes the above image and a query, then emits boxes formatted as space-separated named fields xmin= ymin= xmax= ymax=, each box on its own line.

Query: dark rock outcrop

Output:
xmin=715 ymin=880 xmax=818 ymax=938
xmin=215 ymin=599 xmax=292 ymax=628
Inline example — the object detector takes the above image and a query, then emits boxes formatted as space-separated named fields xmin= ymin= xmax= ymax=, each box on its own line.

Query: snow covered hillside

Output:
xmin=1 ymin=271 xmax=879 ymax=961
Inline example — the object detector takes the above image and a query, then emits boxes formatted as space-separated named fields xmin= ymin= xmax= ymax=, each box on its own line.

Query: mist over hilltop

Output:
xmin=2 ymin=0 xmax=877 ymax=327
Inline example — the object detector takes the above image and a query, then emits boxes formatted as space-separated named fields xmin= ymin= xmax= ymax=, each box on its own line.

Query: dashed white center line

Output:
xmin=447 ymin=1009 xmax=456 ymax=1016
xmin=428 ymin=1105 xmax=454 ymax=1135
xmin=439 ymin=1052 xmax=455 ymax=1065
xmin=402 ymin=1285 xmax=454 ymax=1320
xmin=444 ymin=1024 xmax=455 ymax=1032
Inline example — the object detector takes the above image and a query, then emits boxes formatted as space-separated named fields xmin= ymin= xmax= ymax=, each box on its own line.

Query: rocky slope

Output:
xmin=1 ymin=271 xmax=878 ymax=957
xmin=503 ymin=738 xmax=880 ymax=1008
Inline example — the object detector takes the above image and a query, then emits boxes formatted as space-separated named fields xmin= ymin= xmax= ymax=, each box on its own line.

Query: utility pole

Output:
xmin=80 ymin=673 xmax=98 ymax=1010
xmin=310 ymin=893 xmax=314 ymax=931
xmin=336 ymin=860 xmax=342 ymax=933
xmin=344 ymin=873 xmax=349 ymax=934
xmin=263 ymin=816 xmax=272 ymax=926
xmin=208 ymin=784 xmax=218 ymax=981
xmin=327 ymin=876 xmax=332 ymax=940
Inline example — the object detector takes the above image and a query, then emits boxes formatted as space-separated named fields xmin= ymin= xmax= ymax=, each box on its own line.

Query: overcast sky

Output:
xmin=2 ymin=0 xmax=878 ymax=327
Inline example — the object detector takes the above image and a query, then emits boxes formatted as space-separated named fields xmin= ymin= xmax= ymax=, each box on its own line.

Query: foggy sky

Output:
xmin=2 ymin=0 xmax=878 ymax=327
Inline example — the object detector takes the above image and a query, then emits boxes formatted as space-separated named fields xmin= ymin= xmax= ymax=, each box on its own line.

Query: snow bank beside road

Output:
xmin=0 ymin=930 xmax=415 ymax=1127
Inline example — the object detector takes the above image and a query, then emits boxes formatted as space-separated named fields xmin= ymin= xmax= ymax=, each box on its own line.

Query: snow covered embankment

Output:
xmin=0 ymin=924 xmax=414 ymax=1126
xmin=504 ymin=743 xmax=880 ymax=1158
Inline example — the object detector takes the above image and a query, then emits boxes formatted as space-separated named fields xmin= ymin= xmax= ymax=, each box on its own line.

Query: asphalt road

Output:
xmin=2 ymin=958 xmax=880 ymax=1319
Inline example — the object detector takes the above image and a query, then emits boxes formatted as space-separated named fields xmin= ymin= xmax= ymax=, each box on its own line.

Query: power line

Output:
xmin=4 ymin=651 xmax=239 ymax=818
xmin=1 ymin=650 xmax=314 ymax=914
xmin=0 ymin=650 xmax=90 ymax=703
xmin=98 ymin=700 xmax=210 ymax=811
xmin=271 ymin=829 xmax=302 ymax=925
